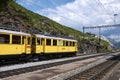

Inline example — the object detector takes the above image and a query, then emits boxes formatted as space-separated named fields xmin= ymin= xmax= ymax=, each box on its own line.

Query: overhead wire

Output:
xmin=95 ymin=0 xmax=114 ymax=23
xmin=86 ymin=0 xmax=120 ymax=40
xmin=50 ymin=0 xmax=120 ymax=42
xmin=85 ymin=0 xmax=99 ymax=12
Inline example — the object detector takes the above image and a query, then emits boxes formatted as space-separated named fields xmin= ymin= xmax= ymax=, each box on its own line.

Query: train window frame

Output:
xmin=41 ymin=38 xmax=44 ymax=45
xmin=28 ymin=37 xmax=30 ymax=45
xmin=0 ymin=34 xmax=10 ymax=44
xmin=12 ymin=35 xmax=21 ymax=44
xmin=70 ymin=41 xmax=73 ymax=46
xmin=58 ymin=40 xmax=62 ymax=46
xmin=53 ymin=39 xmax=57 ymax=46
xmin=37 ymin=38 xmax=41 ymax=45
xmin=63 ymin=41 xmax=66 ymax=46
xmin=68 ymin=41 xmax=70 ymax=46
xmin=46 ymin=39 xmax=51 ymax=46
xmin=22 ymin=36 xmax=25 ymax=44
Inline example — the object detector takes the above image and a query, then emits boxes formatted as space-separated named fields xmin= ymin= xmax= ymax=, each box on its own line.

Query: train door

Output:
xmin=31 ymin=37 xmax=36 ymax=53
xmin=22 ymin=36 xmax=26 ymax=53
xmin=41 ymin=38 xmax=45 ymax=53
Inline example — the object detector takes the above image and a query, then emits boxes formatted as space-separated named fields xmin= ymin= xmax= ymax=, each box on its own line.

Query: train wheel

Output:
xmin=29 ymin=55 xmax=39 ymax=62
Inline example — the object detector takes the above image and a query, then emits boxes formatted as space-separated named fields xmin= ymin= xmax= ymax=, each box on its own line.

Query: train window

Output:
xmin=22 ymin=36 xmax=25 ymax=44
xmin=32 ymin=38 xmax=36 ymax=45
xmin=73 ymin=42 xmax=75 ymax=46
xmin=37 ymin=38 xmax=40 ymax=45
xmin=46 ymin=39 xmax=51 ymax=45
xmin=41 ymin=38 xmax=44 ymax=45
xmin=70 ymin=41 xmax=73 ymax=46
xmin=63 ymin=41 xmax=66 ymax=46
xmin=66 ymin=41 xmax=68 ymax=46
xmin=0 ymin=34 xmax=10 ymax=44
xmin=12 ymin=35 xmax=21 ymax=44
xmin=53 ymin=39 xmax=57 ymax=46
xmin=28 ymin=37 xmax=30 ymax=45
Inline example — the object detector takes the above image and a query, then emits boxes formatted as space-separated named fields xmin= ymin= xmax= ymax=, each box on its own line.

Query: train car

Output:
xmin=0 ymin=29 xmax=78 ymax=63
xmin=0 ymin=29 xmax=31 ymax=63
xmin=31 ymin=34 xmax=78 ymax=59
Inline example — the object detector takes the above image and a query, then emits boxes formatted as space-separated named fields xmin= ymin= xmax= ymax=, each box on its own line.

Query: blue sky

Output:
xmin=16 ymin=0 xmax=74 ymax=12
xmin=16 ymin=0 xmax=120 ymax=42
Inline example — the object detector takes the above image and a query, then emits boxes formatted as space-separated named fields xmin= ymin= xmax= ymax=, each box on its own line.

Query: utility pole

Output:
xmin=82 ymin=26 xmax=85 ymax=54
xmin=83 ymin=26 xmax=85 ymax=42
xmin=99 ymin=27 xmax=101 ymax=45
xmin=98 ymin=27 xmax=101 ymax=52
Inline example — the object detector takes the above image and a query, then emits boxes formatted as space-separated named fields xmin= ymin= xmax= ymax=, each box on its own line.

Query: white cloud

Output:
xmin=108 ymin=34 xmax=120 ymax=42
xmin=35 ymin=0 xmax=120 ymax=31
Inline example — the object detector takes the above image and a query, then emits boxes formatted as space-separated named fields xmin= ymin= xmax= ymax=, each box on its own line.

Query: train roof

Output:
xmin=0 ymin=29 xmax=31 ymax=36
xmin=35 ymin=34 xmax=77 ymax=42
xmin=0 ymin=29 xmax=77 ymax=42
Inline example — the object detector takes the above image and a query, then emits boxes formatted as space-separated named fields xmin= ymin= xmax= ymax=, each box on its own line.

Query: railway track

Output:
xmin=0 ymin=53 xmax=113 ymax=79
xmin=0 ymin=52 xmax=108 ymax=68
xmin=66 ymin=55 xmax=120 ymax=80
xmin=0 ymin=52 xmax=113 ymax=67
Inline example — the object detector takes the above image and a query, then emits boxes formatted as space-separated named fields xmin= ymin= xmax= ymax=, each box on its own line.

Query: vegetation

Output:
xmin=0 ymin=0 xmax=15 ymax=10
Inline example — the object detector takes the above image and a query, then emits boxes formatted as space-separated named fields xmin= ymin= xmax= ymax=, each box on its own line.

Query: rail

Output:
xmin=0 ymin=52 xmax=111 ymax=78
xmin=66 ymin=55 xmax=120 ymax=80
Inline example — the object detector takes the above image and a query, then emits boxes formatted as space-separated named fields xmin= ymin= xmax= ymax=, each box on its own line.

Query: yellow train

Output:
xmin=0 ymin=29 xmax=77 ymax=63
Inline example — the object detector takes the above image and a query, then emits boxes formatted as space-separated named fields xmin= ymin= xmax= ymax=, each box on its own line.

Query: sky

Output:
xmin=16 ymin=0 xmax=120 ymax=42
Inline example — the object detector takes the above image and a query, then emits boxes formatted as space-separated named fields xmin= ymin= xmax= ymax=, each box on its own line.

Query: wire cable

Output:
xmin=95 ymin=0 xmax=114 ymax=23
